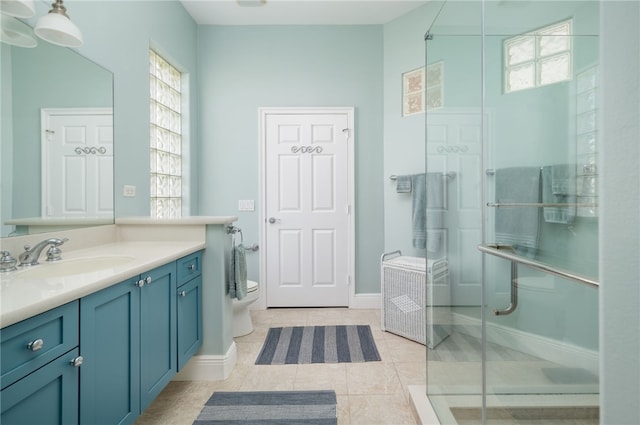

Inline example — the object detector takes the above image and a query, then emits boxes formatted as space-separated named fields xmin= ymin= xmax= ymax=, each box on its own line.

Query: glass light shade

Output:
xmin=0 ymin=14 xmax=37 ymax=47
xmin=34 ymin=11 xmax=82 ymax=48
xmin=0 ymin=0 xmax=35 ymax=18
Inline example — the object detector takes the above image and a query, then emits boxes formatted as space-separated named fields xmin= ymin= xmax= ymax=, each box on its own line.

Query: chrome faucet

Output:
xmin=18 ymin=238 xmax=68 ymax=266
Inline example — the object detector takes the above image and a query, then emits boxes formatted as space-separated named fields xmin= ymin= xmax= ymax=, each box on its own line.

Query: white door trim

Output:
xmin=258 ymin=107 xmax=355 ymax=308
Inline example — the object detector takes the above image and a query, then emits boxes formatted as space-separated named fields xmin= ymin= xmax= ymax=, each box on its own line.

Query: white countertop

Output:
xmin=116 ymin=216 xmax=237 ymax=225
xmin=0 ymin=240 xmax=205 ymax=328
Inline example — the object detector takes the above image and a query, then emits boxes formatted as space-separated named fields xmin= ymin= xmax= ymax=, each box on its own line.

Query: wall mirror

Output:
xmin=1 ymin=21 xmax=114 ymax=238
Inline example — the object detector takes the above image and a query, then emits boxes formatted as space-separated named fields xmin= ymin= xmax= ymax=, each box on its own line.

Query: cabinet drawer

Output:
xmin=1 ymin=301 xmax=79 ymax=389
xmin=1 ymin=348 xmax=80 ymax=425
xmin=176 ymin=251 xmax=202 ymax=286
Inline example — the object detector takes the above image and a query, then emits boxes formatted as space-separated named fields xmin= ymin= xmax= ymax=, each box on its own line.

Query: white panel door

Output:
xmin=427 ymin=109 xmax=485 ymax=306
xmin=264 ymin=110 xmax=352 ymax=307
xmin=42 ymin=108 xmax=113 ymax=218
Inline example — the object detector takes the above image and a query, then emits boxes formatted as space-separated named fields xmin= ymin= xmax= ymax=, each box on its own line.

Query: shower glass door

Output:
xmin=483 ymin=1 xmax=600 ymax=422
xmin=425 ymin=1 xmax=600 ymax=423
xmin=425 ymin=1 xmax=485 ymax=422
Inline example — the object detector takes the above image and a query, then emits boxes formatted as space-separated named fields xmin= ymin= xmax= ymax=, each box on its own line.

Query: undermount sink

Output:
xmin=16 ymin=256 xmax=136 ymax=279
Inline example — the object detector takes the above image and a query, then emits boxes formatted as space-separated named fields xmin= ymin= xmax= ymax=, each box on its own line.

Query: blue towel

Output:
xmin=494 ymin=167 xmax=542 ymax=258
xmin=228 ymin=243 xmax=248 ymax=300
xmin=395 ymin=175 xmax=412 ymax=193
xmin=541 ymin=164 xmax=576 ymax=225
xmin=411 ymin=173 xmax=444 ymax=253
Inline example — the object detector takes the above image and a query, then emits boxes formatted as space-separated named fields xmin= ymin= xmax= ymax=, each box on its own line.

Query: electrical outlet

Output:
xmin=238 ymin=200 xmax=255 ymax=211
xmin=123 ymin=185 xmax=136 ymax=197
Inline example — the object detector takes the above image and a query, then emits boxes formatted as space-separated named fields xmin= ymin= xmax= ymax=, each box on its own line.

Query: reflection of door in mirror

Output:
xmin=41 ymin=108 xmax=113 ymax=218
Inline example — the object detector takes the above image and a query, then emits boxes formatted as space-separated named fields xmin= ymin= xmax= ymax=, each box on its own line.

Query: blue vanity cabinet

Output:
xmin=139 ymin=262 xmax=177 ymax=410
xmin=177 ymin=251 xmax=203 ymax=370
xmin=79 ymin=276 xmax=141 ymax=425
xmin=80 ymin=262 xmax=177 ymax=424
xmin=1 ymin=302 xmax=80 ymax=425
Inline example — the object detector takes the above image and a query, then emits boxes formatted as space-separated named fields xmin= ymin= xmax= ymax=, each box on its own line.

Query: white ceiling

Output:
xmin=179 ymin=0 xmax=429 ymax=26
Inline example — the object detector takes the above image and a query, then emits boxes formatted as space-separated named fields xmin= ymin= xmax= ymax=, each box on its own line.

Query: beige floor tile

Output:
xmin=337 ymin=394 xmax=351 ymax=424
xmin=346 ymin=362 xmax=403 ymax=395
xmin=238 ymin=364 xmax=298 ymax=391
xmin=348 ymin=394 xmax=417 ymax=425
xmin=294 ymin=363 xmax=349 ymax=394
xmin=234 ymin=341 xmax=264 ymax=365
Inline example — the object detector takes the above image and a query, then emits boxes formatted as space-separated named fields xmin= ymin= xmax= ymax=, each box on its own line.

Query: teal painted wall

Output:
xmin=197 ymin=25 xmax=384 ymax=294
xmin=600 ymin=2 xmax=640 ymax=422
xmin=38 ymin=0 xmax=201 ymax=218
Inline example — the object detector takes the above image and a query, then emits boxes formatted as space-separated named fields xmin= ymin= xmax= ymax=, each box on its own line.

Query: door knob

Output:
xmin=268 ymin=217 xmax=280 ymax=224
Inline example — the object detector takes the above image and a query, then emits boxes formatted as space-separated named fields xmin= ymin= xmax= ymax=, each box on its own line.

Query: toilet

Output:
xmin=232 ymin=280 xmax=259 ymax=337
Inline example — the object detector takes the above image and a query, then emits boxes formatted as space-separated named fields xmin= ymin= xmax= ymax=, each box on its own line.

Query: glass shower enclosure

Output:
xmin=423 ymin=1 xmax=600 ymax=423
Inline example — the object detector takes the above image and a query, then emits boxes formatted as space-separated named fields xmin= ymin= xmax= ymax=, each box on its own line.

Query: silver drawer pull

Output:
xmin=179 ymin=291 xmax=187 ymax=297
xmin=27 ymin=338 xmax=44 ymax=352
xmin=135 ymin=279 xmax=145 ymax=288
xmin=70 ymin=356 xmax=83 ymax=367
xmin=144 ymin=276 xmax=152 ymax=285
xmin=188 ymin=264 xmax=196 ymax=271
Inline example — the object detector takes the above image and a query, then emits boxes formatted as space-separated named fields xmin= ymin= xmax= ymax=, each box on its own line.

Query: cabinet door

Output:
xmin=177 ymin=275 xmax=203 ymax=370
xmin=1 ymin=348 xmax=80 ymax=425
xmin=80 ymin=278 xmax=140 ymax=425
xmin=139 ymin=262 xmax=177 ymax=411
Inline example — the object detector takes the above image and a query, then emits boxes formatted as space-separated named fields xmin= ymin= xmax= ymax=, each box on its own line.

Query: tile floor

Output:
xmin=135 ymin=308 xmax=422 ymax=425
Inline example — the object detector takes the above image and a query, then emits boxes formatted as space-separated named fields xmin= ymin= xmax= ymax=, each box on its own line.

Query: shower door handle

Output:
xmin=494 ymin=262 xmax=518 ymax=316
xmin=268 ymin=217 xmax=280 ymax=224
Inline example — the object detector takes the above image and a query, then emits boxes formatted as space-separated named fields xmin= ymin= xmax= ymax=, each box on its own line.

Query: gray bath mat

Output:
xmin=255 ymin=325 xmax=381 ymax=365
xmin=193 ymin=390 xmax=337 ymax=424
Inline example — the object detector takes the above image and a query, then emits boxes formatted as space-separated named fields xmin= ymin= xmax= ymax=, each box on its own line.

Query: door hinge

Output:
xmin=346 ymin=205 xmax=351 ymax=215
xmin=347 ymin=275 xmax=352 ymax=286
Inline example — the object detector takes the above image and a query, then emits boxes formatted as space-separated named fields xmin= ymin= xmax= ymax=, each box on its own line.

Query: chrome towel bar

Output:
xmin=389 ymin=172 xmax=456 ymax=180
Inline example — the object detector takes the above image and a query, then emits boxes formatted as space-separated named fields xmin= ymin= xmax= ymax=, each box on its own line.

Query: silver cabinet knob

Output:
xmin=179 ymin=291 xmax=187 ymax=297
xmin=27 ymin=338 xmax=44 ymax=352
xmin=188 ymin=264 xmax=196 ymax=271
xmin=144 ymin=276 xmax=152 ymax=285
xmin=135 ymin=279 xmax=145 ymax=288
xmin=268 ymin=217 xmax=281 ymax=224
xmin=70 ymin=356 xmax=83 ymax=367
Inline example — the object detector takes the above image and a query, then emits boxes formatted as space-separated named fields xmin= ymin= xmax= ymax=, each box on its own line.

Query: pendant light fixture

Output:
xmin=0 ymin=14 xmax=37 ymax=47
xmin=0 ymin=0 xmax=36 ymax=19
xmin=34 ymin=0 xmax=83 ymax=48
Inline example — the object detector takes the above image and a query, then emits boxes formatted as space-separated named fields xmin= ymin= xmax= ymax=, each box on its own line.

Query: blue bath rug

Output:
xmin=193 ymin=390 xmax=337 ymax=425
xmin=255 ymin=325 xmax=381 ymax=365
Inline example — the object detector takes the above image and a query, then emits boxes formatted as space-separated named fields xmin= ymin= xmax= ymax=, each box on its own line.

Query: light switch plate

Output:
xmin=238 ymin=200 xmax=255 ymax=211
xmin=123 ymin=185 xmax=136 ymax=197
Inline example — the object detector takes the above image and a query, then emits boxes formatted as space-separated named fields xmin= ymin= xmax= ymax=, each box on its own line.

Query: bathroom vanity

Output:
xmin=0 ymin=217 xmax=235 ymax=425
xmin=1 ymin=248 xmax=203 ymax=425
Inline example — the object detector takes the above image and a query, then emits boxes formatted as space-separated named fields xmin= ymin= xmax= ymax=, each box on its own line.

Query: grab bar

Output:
xmin=478 ymin=243 xmax=599 ymax=288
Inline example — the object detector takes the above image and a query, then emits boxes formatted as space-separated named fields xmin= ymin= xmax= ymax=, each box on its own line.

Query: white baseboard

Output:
xmin=349 ymin=292 xmax=381 ymax=309
xmin=173 ymin=342 xmax=237 ymax=381
xmin=453 ymin=312 xmax=599 ymax=375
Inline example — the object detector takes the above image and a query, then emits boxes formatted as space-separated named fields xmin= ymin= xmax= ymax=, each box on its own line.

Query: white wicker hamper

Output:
xmin=381 ymin=251 xmax=450 ymax=348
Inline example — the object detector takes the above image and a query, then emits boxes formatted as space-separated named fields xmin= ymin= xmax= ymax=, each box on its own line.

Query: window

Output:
xmin=504 ymin=20 xmax=572 ymax=93
xmin=150 ymin=49 xmax=182 ymax=218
